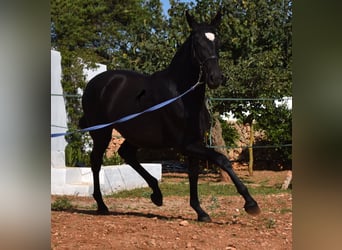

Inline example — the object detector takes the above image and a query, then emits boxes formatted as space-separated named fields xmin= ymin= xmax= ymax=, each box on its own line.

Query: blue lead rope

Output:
xmin=51 ymin=81 xmax=202 ymax=138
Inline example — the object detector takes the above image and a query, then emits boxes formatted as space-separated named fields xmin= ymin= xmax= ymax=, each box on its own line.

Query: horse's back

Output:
xmin=83 ymin=69 xmax=148 ymax=103
xmin=82 ymin=69 xmax=151 ymax=119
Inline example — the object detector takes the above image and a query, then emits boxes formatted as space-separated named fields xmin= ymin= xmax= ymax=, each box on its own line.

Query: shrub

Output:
xmin=51 ymin=196 xmax=73 ymax=211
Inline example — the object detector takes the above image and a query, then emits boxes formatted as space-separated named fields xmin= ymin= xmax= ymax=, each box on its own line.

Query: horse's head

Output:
xmin=186 ymin=10 xmax=224 ymax=89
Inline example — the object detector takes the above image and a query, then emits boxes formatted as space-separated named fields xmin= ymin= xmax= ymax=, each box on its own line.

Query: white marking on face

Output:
xmin=205 ymin=32 xmax=215 ymax=41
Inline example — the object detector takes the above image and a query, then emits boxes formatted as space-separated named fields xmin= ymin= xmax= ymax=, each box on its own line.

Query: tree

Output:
xmin=51 ymin=0 xmax=170 ymax=166
xmin=208 ymin=0 xmax=292 ymax=173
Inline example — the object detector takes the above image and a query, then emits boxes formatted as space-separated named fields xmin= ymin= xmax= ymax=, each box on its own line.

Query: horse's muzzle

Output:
xmin=207 ymin=71 xmax=224 ymax=89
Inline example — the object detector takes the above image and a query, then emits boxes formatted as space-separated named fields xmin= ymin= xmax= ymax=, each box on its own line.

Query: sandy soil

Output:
xmin=51 ymin=170 xmax=292 ymax=250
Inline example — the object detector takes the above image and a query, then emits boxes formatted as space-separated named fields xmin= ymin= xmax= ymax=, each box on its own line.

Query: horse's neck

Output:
xmin=166 ymin=38 xmax=200 ymax=88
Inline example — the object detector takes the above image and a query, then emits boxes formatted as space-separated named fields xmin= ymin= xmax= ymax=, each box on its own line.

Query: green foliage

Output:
xmin=65 ymin=142 xmax=91 ymax=167
xmin=255 ymin=104 xmax=292 ymax=166
xmin=219 ymin=118 xmax=239 ymax=148
xmin=257 ymin=105 xmax=292 ymax=147
xmin=51 ymin=196 xmax=74 ymax=211
xmin=211 ymin=0 xmax=292 ymax=112
xmin=65 ymin=141 xmax=82 ymax=167
xmin=103 ymin=152 xmax=125 ymax=166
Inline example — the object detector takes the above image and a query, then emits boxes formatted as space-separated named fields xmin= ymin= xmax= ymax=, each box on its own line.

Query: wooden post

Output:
xmin=248 ymin=121 xmax=255 ymax=176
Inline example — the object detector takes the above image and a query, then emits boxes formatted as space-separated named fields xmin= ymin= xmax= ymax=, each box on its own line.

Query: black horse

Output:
xmin=79 ymin=10 xmax=260 ymax=222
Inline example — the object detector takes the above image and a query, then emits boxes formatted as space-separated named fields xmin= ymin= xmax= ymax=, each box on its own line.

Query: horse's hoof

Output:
xmin=151 ymin=192 xmax=163 ymax=206
xmin=198 ymin=213 xmax=212 ymax=222
xmin=96 ymin=206 xmax=109 ymax=215
xmin=244 ymin=202 xmax=261 ymax=216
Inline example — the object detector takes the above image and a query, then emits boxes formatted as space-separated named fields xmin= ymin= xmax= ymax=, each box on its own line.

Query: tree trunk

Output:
xmin=211 ymin=117 xmax=231 ymax=183
xmin=248 ymin=121 xmax=255 ymax=176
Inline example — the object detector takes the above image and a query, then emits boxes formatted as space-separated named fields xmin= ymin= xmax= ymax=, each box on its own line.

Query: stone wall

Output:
xmin=106 ymin=130 xmax=125 ymax=158
xmin=226 ymin=121 xmax=265 ymax=162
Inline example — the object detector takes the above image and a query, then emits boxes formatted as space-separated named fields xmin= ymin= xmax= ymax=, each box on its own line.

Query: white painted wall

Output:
xmin=51 ymin=50 xmax=68 ymax=167
xmin=50 ymin=50 xmax=107 ymax=167
xmin=51 ymin=163 xmax=162 ymax=196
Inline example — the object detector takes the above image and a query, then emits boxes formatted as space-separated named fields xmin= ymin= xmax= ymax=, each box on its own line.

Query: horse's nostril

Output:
xmin=210 ymin=74 xmax=215 ymax=82
xmin=210 ymin=73 xmax=223 ymax=84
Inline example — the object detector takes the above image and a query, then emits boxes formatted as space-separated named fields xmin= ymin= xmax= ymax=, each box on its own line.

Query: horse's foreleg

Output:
xmin=118 ymin=141 xmax=163 ymax=206
xmin=185 ymin=144 xmax=260 ymax=216
xmin=89 ymin=129 xmax=112 ymax=214
xmin=188 ymin=157 xmax=211 ymax=222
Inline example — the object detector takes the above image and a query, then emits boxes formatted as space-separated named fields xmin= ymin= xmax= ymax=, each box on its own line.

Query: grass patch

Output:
xmin=258 ymin=179 xmax=270 ymax=186
xmin=106 ymin=182 xmax=289 ymax=199
xmin=208 ymin=195 xmax=220 ymax=210
xmin=280 ymin=208 xmax=292 ymax=214
xmin=249 ymin=185 xmax=290 ymax=195
xmin=51 ymin=196 xmax=74 ymax=211
xmin=265 ymin=218 xmax=277 ymax=229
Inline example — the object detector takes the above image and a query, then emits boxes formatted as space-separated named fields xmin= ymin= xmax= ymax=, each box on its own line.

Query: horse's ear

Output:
xmin=186 ymin=10 xmax=197 ymax=29
xmin=210 ymin=9 xmax=222 ymax=27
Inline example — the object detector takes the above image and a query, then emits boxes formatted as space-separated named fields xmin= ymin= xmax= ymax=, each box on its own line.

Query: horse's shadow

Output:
xmin=61 ymin=208 xmax=187 ymax=221
xmin=53 ymin=208 xmax=230 ymax=225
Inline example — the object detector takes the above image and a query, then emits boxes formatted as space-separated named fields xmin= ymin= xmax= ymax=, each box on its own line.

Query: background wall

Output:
xmin=50 ymin=50 xmax=107 ymax=168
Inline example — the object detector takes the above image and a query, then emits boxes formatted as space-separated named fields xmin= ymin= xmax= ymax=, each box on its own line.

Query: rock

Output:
xmin=150 ymin=239 xmax=156 ymax=246
xmin=281 ymin=170 xmax=292 ymax=190
xmin=179 ymin=220 xmax=189 ymax=226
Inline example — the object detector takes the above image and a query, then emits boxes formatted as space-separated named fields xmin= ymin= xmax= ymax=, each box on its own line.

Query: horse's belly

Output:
xmin=114 ymin=114 xmax=184 ymax=148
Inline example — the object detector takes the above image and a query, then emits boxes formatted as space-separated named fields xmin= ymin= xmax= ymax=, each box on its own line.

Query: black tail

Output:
xmin=79 ymin=115 xmax=87 ymax=129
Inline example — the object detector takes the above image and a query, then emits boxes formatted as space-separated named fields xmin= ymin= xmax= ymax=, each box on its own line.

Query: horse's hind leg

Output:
xmin=118 ymin=141 xmax=163 ymax=206
xmin=185 ymin=144 xmax=260 ymax=216
xmin=89 ymin=128 xmax=112 ymax=214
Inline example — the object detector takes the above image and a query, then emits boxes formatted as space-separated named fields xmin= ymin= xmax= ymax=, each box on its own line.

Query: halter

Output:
xmin=193 ymin=55 xmax=218 ymax=87
xmin=199 ymin=55 xmax=218 ymax=67
xmin=191 ymin=34 xmax=218 ymax=70
xmin=190 ymin=35 xmax=218 ymax=88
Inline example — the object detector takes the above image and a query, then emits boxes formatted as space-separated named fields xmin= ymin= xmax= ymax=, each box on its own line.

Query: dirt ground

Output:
xmin=51 ymin=170 xmax=292 ymax=250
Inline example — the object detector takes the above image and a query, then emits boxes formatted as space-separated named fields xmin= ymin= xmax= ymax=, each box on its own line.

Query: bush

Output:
xmin=219 ymin=118 xmax=239 ymax=148
xmin=51 ymin=196 xmax=73 ymax=211
xmin=65 ymin=142 xmax=91 ymax=167
xmin=103 ymin=152 xmax=125 ymax=165
xmin=256 ymin=105 xmax=292 ymax=166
